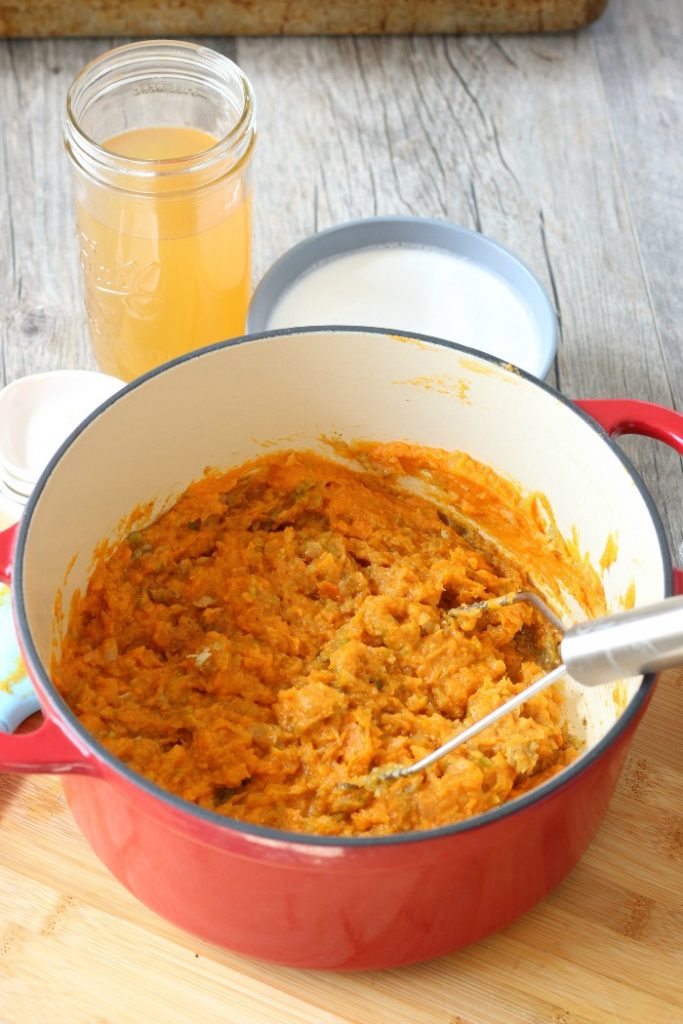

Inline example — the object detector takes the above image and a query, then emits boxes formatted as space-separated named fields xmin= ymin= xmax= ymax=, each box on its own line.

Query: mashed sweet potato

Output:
xmin=53 ymin=442 xmax=587 ymax=836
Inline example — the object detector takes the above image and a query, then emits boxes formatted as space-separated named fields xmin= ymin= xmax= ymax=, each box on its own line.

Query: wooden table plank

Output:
xmin=593 ymin=0 xmax=683 ymax=410
xmin=0 ymin=38 xmax=95 ymax=378
xmin=592 ymin=0 xmax=683 ymax=566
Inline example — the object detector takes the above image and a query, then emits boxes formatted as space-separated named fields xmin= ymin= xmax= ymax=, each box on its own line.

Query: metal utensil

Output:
xmin=372 ymin=591 xmax=683 ymax=783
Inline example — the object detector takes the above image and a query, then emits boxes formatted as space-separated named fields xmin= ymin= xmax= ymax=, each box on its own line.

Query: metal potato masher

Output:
xmin=377 ymin=591 xmax=683 ymax=782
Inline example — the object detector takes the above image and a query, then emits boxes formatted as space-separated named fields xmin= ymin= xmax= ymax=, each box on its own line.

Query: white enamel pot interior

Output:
xmin=16 ymin=328 xmax=670 ymax=792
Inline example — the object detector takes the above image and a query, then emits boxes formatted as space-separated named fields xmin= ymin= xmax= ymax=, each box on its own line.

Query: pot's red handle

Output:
xmin=0 ymin=716 xmax=96 ymax=775
xmin=0 ymin=522 xmax=18 ymax=585
xmin=575 ymin=399 xmax=683 ymax=454
xmin=576 ymin=399 xmax=683 ymax=595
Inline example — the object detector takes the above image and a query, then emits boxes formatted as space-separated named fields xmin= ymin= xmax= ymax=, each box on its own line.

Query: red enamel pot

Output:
xmin=1 ymin=328 xmax=682 ymax=970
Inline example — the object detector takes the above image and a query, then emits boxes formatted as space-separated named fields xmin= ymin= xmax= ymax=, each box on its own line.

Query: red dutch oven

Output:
xmin=1 ymin=328 xmax=682 ymax=970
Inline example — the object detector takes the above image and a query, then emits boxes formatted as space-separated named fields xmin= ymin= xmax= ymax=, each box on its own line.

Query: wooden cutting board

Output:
xmin=0 ymin=1 xmax=609 ymax=38
xmin=0 ymin=666 xmax=681 ymax=1024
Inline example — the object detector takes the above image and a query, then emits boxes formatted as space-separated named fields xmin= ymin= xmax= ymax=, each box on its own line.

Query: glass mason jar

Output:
xmin=64 ymin=40 xmax=256 ymax=382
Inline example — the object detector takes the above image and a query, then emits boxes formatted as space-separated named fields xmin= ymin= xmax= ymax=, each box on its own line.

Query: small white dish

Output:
xmin=0 ymin=465 xmax=33 ymax=499
xmin=0 ymin=473 xmax=31 ymax=502
xmin=0 ymin=370 xmax=125 ymax=491
xmin=0 ymin=477 xmax=28 ymax=522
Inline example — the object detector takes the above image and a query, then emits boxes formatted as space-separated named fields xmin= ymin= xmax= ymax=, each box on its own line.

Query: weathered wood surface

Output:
xmin=0 ymin=1 xmax=682 ymax=1020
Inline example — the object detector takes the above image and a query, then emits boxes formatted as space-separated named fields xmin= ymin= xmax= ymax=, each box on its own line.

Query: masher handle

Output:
xmin=561 ymin=594 xmax=683 ymax=686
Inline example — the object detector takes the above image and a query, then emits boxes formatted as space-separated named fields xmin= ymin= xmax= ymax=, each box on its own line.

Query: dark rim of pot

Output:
xmin=14 ymin=326 xmax=670 ymax=849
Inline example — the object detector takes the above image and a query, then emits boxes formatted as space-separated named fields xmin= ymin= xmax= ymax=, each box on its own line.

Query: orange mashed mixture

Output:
xmin=54 ymin=443 xmax=589 ymax=836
